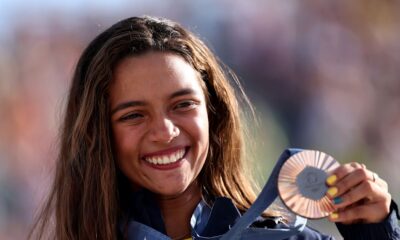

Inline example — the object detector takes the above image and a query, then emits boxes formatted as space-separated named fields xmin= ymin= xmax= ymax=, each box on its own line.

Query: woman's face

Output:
xmin=109 ymin=52 xmax=209 ymax=197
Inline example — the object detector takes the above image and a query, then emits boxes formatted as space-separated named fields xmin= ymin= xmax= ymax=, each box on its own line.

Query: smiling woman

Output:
xmin=105 ymin=35 xmax=252 ymax=240
xmin=28 ymin=16 xmax=257 ymax=240
xmin=29 ymin=16 xmax=400 ymax=240
xmin=110 ymin=52 xmax=209 ymax=199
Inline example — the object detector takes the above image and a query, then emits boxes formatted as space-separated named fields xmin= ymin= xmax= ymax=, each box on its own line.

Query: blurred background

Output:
xmin=1 ymin=0 xmax=399 ymax=239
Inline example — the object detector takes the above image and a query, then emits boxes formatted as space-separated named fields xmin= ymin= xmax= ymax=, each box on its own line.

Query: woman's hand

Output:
xmin=325 ymin=162 xmax=392 ymax=224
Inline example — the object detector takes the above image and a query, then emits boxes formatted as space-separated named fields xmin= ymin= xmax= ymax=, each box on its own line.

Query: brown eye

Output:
xmin=119 ymin=112 xmax=144 ymax=122
xmin=174 ymin=100 xmax=197 ymax=111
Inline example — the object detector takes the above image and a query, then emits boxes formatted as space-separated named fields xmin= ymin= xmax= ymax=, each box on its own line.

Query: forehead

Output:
xmin=109 ymin=52 xmax=204 ymax=103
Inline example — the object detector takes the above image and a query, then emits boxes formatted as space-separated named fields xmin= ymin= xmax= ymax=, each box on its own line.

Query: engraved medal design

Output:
xmin=278 ymin=150 xmax=340 ymax=218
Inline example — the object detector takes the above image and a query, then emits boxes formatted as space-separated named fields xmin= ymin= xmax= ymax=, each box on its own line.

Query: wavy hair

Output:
xmin=30 ymin=16 xmax=259 ymax=239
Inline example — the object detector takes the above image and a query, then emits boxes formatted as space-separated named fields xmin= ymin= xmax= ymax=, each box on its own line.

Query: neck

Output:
xmin=156 ymin=182 xmax=202 ymax=239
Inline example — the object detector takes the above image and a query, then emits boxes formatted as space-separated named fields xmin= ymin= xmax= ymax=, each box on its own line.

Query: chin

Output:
xmin=157 ymin=186 xmax=188 ymax=197
xmin=152 ymin=180 xmax=195 ymax=197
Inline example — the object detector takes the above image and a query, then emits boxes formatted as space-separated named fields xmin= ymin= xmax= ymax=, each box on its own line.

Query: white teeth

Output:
xmin=145 ymin=148 xmax=185 ymax=165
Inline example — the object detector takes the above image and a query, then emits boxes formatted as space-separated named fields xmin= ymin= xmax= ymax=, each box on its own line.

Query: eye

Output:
xmin=119 ymin=112 xmax=144 ymax=122
xmin=173 ymin=100 xmax=198 ymax=111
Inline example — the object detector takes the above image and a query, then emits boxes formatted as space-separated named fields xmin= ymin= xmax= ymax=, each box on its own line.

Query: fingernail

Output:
xmin=330 ymin=212 xmax=339 ymax=219
xmin=326 ymin=175 xmax=337 ymax=185
xmin=333 ymin=197 xmax=343 ymax=204
xmin=327 ymin=187 xmax=338 ymax=197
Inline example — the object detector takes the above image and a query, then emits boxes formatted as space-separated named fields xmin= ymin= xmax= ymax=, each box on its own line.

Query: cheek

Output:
xmin=189 ymin=109 xmax=209 ymax=143
xmin=191 ymin=109 xmax=210 ymax=159
xmin=112 ymin=125 xmax=142 ymax=162
xmin=111 ymin=126 xmax=145 ymax=186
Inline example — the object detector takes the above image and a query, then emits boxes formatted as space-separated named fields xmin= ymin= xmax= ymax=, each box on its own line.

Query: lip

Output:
xmin=142 ymin=146 xmax=189 ymax=170
xmin=141 ymin=146 xmax=187 ymax=159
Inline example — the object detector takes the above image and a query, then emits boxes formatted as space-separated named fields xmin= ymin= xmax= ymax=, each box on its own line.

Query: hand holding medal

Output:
xmin=278 ymin=150 xmax=391 ymax=223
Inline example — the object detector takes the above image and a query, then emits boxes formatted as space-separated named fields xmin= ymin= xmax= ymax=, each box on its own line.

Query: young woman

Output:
xmin=30 ymin=16 xmax=400 ymax=240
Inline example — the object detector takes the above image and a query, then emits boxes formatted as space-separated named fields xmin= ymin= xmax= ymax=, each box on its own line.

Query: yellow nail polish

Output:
xmin=326 ymin=175 xmax=337 ymax=185
xmin=330 ymin=212 xmax=339 ymax=219
xmin=327 ymin=187 xmax=338 ymax=197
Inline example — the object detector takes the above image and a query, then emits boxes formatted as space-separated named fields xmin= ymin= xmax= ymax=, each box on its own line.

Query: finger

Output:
xmin=329 ymin=201 xmax=391 ymax=224
xmin=327 ymin=167 xmax=371 ymax=199
xmin=326 ymin=162 xmax=363 ymax=186
xmin=330 ymin=180 xmax=386 ymax=209
xmin=371 ymin=173 xmax=389 ymax=191
xmin=328 ymin=162 xmax=385 ymax=186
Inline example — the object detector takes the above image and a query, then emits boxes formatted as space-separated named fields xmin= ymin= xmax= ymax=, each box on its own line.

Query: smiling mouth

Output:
xmin=143 ymin=147 xmax=187 ymax=165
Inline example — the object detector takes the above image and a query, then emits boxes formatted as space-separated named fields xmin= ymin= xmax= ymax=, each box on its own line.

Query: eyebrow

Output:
xmin=169 ymin=88 xmax=195 ymax=99
xmin=110 ymin=88 xmax=196 ymax=116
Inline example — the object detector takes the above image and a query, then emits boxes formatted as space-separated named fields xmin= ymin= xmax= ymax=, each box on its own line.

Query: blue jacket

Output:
xmin=119 ymin=149 xmax=400 ymax=239
xmin=119 ymin=190 xmax=400 ymax=240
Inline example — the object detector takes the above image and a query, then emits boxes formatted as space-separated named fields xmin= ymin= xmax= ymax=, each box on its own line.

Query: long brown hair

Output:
xmin=30 ymin=16 xmax=258 ymax=240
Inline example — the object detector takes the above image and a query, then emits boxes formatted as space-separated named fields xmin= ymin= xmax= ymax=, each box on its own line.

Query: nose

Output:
xmin=148 ymin=115 xmax=180 ymax=143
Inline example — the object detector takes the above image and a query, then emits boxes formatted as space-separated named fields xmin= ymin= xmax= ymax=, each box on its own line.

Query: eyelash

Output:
xmin=173 ymin=100 xmax=198 ymax=111
xmin=119 ymin=112 xmax=144 ymax=122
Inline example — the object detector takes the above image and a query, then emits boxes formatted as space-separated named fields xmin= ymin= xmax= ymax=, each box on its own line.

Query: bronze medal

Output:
xmin=278 ymin=150 xmax=340 ymax=219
